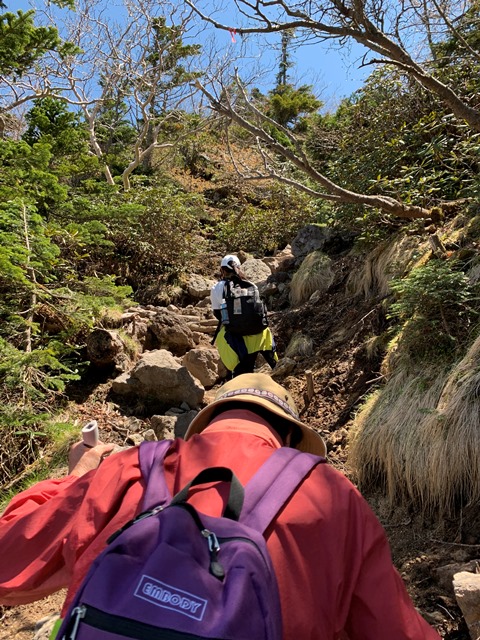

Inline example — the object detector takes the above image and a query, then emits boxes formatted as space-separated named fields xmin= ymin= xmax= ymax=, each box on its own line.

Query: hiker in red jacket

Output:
xmin=0 ymin=373 xmax=440 ymax=639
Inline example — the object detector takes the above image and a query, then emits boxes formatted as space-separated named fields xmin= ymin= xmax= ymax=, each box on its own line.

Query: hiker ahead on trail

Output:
xmin=211 ymin=254 xmax=277 ymax=377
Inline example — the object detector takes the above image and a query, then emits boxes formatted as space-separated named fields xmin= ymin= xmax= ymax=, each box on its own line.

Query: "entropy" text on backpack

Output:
xmin=57 ymin=440 xmax=322 ymax=639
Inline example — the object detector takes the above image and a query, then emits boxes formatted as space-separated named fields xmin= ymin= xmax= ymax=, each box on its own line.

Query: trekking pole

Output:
xmin=82 ymin=420 xmax=99 ymax=448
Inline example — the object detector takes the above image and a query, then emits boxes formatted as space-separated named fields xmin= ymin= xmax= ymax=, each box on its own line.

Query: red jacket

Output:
xmin=0 ymin=410 xmax=439 ymax=639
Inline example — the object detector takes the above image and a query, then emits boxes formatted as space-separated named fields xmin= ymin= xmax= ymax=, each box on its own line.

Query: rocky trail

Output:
xmin=1 ymin=231 xmax=479 ymax=639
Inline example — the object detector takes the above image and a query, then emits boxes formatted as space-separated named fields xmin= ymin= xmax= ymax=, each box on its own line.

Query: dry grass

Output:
xmin=285 ymin=332 xmax=314 ymax=358
xmin=289 ymin=251 xmax=334 ymax=306
xmin=346 ymin=235 xmax=428 ymax=300
xmin=363 ymin=333 xmax=389 ymax=362
xmin=350 ymin=334 xmax=480 ymax=515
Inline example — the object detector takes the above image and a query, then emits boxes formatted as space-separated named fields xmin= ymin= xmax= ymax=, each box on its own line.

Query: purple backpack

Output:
xmin=57 ymin=440 xmax=323 ymax=639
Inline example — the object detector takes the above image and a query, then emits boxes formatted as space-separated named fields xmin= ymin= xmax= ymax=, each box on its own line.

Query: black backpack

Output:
xmin=222 ymin=277 xmax=269 ymax=336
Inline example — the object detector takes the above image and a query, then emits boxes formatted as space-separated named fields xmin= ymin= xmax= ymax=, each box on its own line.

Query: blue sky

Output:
xmin=227 ymin=32 xmax=369 ymax=110
xmin=11 ymin=0 xmax=370 ymax=111
xmin=187 ymin=1 xmax=371 ymax=109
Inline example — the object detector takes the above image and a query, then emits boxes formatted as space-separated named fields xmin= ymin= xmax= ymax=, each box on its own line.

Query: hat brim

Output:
xmin=185 ymin=393 xmax=326 ymax=458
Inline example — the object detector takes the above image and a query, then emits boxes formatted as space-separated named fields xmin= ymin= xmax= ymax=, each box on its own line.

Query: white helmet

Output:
xmin=220 ymin=254 xmax=241 ymax=269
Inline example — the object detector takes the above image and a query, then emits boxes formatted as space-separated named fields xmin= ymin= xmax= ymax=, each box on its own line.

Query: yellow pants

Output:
xmin=214 ymin=326 xmax=278 ymax=372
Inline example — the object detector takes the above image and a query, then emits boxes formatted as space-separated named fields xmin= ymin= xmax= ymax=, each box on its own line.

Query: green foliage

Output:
xmin=275 ymin=30 xmax=295 ymax=87
xmin=0 ymin=337 xmax=79 ymax=400
xmin=0 ymin=405 xmax=77 ymax=501
xmin=0 ymin=139 xmax=69 ymax=218
xmin=465 ymin=215 xmax=480 ymax=241
xmin=0 ymin=194 xmax=133 ymax=430
xmin=46 ymin=176 xmax=208 ymax=298
xmin=266 ymin=84 xmax=322 ymax=129
xmin=67 ymin=275 xmax=133 ymax=319
xmin=22 ymin=98 xmax=94 ymax=178
xmin=215 ymin=184 xmax=322 ymax=254
xmin=0 ymin=402 xmax=50 ymax=492
xmin=119 ymin=184 xmax=204 ymax=287
xmin=146 ymin=17 xmax=202 ymax=92
xmin=388 ymin=259 xmax=479 ymax=361
xmin=0 ymin=10 xmax=61 ymax=76
xmin=308 ymin=65 xmax=479 ymax=234
xmin=0 ymin=200 xmax=60 ymax=296
xmin=47 ymin=183 xmax=144 ymax=279
xmin=433 ymin=2 xmax=480 ymax=86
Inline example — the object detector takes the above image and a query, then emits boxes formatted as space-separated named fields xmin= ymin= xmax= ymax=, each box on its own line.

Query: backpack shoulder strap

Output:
xmin=224 ymin=278 xmax=234 ymax=299
xmin=241 ymin=447 xmax=325 ymax=534
xmin=138 ymin=439 xmax=174 ymax=511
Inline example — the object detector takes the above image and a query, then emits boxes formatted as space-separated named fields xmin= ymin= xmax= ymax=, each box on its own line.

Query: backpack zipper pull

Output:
xmin=66 ymin=605 xmax=86 ymax=639
xmin=202 ymin=529 xmax=225 ymax=581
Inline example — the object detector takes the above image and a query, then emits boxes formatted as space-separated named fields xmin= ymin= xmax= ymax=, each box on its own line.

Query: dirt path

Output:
xmin=0 ymin=592 xmax=64 ymax=640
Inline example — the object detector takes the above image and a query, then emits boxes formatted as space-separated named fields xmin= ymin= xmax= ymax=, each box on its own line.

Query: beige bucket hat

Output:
xmin=185 ymin=373 xmax=326 ymax=458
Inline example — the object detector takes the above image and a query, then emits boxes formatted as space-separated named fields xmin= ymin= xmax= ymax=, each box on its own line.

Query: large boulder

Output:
xmin=453 ymin=571 xmax=480 ymax=640
xmin=187 ymin=274 xmax=216 ymax=300
xmin=292 ymin=224 xmax=356 ymax=260
xmin=263 ymin=246 xmax=295 ymax=274
xmin=149 ymin=311 xmax=196 ymax=356
xmin=182 ymin=347 xmax=224 ymax=388
xmin=291 ymin=225 xmax=336 ymax=259
xmin=111 ymin=349 xmax=204 ymax=409
xmin=86 ymin=328 xmax=131 ymax=372
xmin=241 ymin=258 xmax=272 ymax=285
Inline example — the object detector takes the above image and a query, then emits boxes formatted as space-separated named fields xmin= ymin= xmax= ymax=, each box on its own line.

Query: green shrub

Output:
xmin=119 ymin=184 xmax=204 ymax=285
xmin=388 ymin=259 xmax=479 ymax=360
xmin=215 ymin=185 xmax=323 ymax=254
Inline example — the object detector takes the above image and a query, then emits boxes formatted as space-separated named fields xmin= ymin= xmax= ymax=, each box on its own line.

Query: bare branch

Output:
xmin=430 ymin=0 xmax=480 ymax=63
xmin=185 ymin=0 xmax=480 ymax=132
xmin=1 ymin=0 xmax=206 ymax=187
xmin=196 ymin=76 xmax=431 ymax=220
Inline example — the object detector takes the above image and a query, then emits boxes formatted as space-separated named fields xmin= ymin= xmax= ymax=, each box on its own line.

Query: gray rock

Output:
xmin=188 ymin=274 xmax=216 ymax=299
xmin=165 ymin=407 xmax=185 ymax=416
xmin=86 ymin=329 xmax=131 ymax=372
xmin=241 ymin=258 xmax=272 ymax=285
xmin=150 ymin=311 xmax=196 ymax=356
xmin=273 ymin=245 xmax=296 ymax=271
xmin=291 ymin=225 xmax=336 ymax=259
xmin=151 ymin=415 xmax=176 ymax=440
xmin=271 ymin=357 xmax=296 ymax=378
xmin=453 ymin=571 xmax=480 ymax=640
xmin=111 ymin=349 xmax=204 ymax=408
xmin=175 ymin=410 xmax=199 ymax=438
xmin=435 ymin=561 xmax=479 ymax=594
xmin=183 ymin=347 xmax=223 ymax=388
xmin=110 ymin=371 xmax=133 ymax=396
xmin=143 ymin=429 xmax=157 ymax=441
